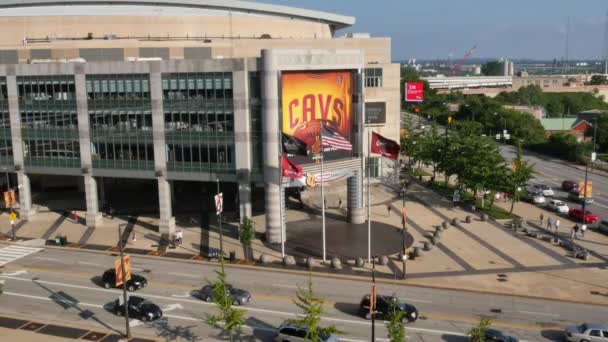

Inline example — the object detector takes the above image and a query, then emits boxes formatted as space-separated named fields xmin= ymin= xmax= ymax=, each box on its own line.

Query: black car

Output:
xmin=484 ymin=329 xmax=519 ymax=342
xmin=113 ymin=296 xmax=162 ymax=322
xmin=199 ymin=284 xmax=251 ymax=305
xmin=102 ymin=269 xmax=147 ymax=292
xmin=358 ymin=295 xmax=418 ymax=323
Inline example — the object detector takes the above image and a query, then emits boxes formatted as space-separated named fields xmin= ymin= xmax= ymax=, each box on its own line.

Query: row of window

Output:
xmin=162 ymin=73 xmax=233 ymax=101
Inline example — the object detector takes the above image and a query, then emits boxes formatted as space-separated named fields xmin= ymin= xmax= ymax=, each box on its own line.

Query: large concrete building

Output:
xmin=0 ymin=0 xmax=399 ymax=243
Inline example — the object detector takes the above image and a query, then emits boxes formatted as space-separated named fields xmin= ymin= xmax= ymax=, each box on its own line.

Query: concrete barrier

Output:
xmin=283 ymin=255 xmax=296 ymax=266
xmin=378 ymin=255 xmax=389 ymax=266
xmin=355 ymin=257 xmax=365 ymax=267
xmin=306 ymin=257 xmax=315 ymax=269
xmin=259 ymin=254 xmax=270 ymax=264
xmin=331 ymin=257 xmax=342 ymax=269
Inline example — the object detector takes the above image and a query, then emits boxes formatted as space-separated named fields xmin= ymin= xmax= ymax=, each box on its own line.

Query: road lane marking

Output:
xmin=401 ymin=297 xmax=432 ymax=304
xmin=273 ymin=283 xmax=298 ymax=289
xmin=33 ymin=257 xmax=60 ymax=262
xmin=77 ymin=261 xmax=100 ymax=266
xmin=518 ymin=310 xmax=559 ymax=317
xmin=3 ymin=291 xmax=103 ymax=309
xmin=168 ymin=272 xmax=199 ymax=279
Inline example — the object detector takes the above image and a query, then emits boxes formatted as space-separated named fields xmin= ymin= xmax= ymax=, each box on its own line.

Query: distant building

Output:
xmin=540 ymin=118 xmax=591 ymax=141
xmin=503 ymin=105 xmax=545 ymax=120
xmin=513 ymin=74 xmax=592 ymax=90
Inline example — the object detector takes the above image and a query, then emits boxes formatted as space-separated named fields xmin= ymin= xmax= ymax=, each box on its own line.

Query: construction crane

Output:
xmin=451 ymin=45 xmax=477 ymax=76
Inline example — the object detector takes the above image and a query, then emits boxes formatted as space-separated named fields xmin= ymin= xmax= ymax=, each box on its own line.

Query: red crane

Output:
xmin=451 ymin=45 xmax=477 ymax=76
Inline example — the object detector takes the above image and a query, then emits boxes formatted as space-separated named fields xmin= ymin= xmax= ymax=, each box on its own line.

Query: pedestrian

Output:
xmin=539 ymin=213 xmax=544 ymax=226
xmin=176 ymin=229 xmax=183 ymax=245
xmin=131 ymin=231 xmax=136 ymax=242
xmin=571 ymin=225 xmax=576 ymax=240
xmin=581 ymin=224 xmax=587 ymax=238
xmin=555 ymin=219 xmax=560 ymax=234
xmin=573 ymin=224 xmax=579 ymax=240
xmin=72 ymin=211 xmax=78 ymax=223
xmin=387 ymin=205 xmax=392 ymax=216
xmin=547 ymin=217 xmax=553 ymax=231
xmin=338 ymin=198 xmax=343 ymax=209
xmin=503 ymin=192 xmax=508 ymax=202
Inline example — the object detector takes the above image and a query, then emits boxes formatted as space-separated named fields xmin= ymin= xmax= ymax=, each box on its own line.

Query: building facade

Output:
xmin=0 ymin=0 xmax=400 ymax=242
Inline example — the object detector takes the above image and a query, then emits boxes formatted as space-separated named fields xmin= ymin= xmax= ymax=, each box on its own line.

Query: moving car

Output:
xmin=102 ymin=269 xmax=147 ymax=292
xmin=600 ymin=219 xmax=608 ymax=234
xmin=547 ymin=199 xmax=569 ymax=213
xmin=568 ymin=190 xmax=594 ymax=205
xmin=199 ymin=284 xmax=251 ymax=305
xmin=358 ymin=295 xmax=418 ymax=323
xmin=565 ymin=323 xmax=608 ymax=342
xmin=562 ymin=180 xmax=579 ymax=192
xmin=523 ymin=191 xmax=545 ymax=205
xmin=275 ymin=322 xmax=339 ymax=342
xmin=112 ymin=296 xmax=162 ymax=322
xmin=568 ymin=208 xmax=599 ymax=224
xmin=483 ymin=329 xmax=520 ymax=342
xmin=530 ymin=184 xmax=554 ymax=197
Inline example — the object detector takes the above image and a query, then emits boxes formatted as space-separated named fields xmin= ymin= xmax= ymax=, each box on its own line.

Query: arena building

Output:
xmin=0 ymin=0 xmax=399 ymax=243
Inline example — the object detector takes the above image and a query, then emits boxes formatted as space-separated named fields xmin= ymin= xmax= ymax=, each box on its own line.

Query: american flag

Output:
xmin=321 ymin=127 xmax=352 ymax=151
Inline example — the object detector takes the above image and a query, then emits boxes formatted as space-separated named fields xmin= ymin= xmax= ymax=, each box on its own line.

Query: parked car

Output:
xmin=112 ymin=296 xmax=162 ymax=322
xmin=102 ymin=269 xmax=147 ymax=291
xmin=523 ymin=191 xmax=545 ymax=205
xmin=547 ymin=199 xmax=569 ymax=213
xmin=565 ymin=323 xmax=608 ymax=342
xmin=530 ymin=184 xmax=554 ymax=197
xmin=275 ymin=321 xmax=339 ymax=342
xmin=569 ymin=208 xmax=599 ymax=224
xmin=358 ymin=295 xmax=418 ymax=323
xmin=562 ymin=180 xmax=580 ymax=192
xmin=600 ymin=219 xmax=608 ymax=234
xmin=198 ymin=284 xmax=251 ymax=305
xmin=482 ymin=329 xmax=520 ymax=342
xmin=568 ymin=190 xmax=594 ymax=205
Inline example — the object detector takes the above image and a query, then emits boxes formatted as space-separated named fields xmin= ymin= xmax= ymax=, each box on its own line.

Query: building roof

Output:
xmin=0 ymin=0 xmax=355 ymax=29
xmin=540 ymin=117 xmax=590 ymax=131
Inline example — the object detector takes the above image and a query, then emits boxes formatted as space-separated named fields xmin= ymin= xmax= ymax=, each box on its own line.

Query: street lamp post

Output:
xmin=581 ymin=118 xmax=598 ymax=231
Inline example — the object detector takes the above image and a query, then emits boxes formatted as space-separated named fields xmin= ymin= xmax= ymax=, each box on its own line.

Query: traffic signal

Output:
xmin=447 ymin=116 xmax=453 ymax=124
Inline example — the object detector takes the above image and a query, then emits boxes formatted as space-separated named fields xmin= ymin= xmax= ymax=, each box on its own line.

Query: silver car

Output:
xmin=275 ymin=322 xmax=339 ymax=342
xmin=565 ymin=323 xmax=608 ymax=342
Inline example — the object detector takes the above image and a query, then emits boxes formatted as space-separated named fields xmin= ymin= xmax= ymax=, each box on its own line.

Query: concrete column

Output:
xmin=150 ymin=63 xmax=175 ymax=236
xmin=261 ymin=50 xmax=281 ymax=244
xmin=16 ymin=172 xmax=33 ymax=220
xmin=348 ymin=69 xmax=365 ymax=223
xmin=233 ymin=60 xmax=252 ymax=221
xmin=75 ymin=66 xmax=101 ymax=228
xmin=6 ymin=68 xmax=34 ymax=220
xmin=347 ymin=171 xmax=365 ymax=224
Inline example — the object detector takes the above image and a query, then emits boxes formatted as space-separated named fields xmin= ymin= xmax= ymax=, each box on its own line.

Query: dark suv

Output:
xmin=358 ymin=295 xmax=418 ymax=323
xmin=101 ymin=269 xmax=147 ymax=292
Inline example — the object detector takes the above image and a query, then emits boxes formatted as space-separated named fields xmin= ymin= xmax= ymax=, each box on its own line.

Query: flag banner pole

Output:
xmin=279 ymin=130 xmax=285 ymax=258
xmin=367 ymin=128 xmax=371 ymax=263
xmin=321 ymin=125 xmax=327 ymax=263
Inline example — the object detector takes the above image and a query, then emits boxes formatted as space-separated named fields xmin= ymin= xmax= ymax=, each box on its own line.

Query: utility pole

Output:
xmin=117 ymin=224 xmax=131 ymax=339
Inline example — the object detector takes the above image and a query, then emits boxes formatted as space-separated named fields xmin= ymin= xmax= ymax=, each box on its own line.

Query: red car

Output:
xmin=562 ymin=180 xmax=579 ymax=192
xmin=568 ymin=208 xmax=599 ymax=224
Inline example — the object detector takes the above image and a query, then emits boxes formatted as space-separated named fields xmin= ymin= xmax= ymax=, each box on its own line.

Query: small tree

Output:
xmin=507 ymin=142 xmax=535 ymax=214
xmin=207 ymin=257 xmax=246 ymax=342
xmin=468 ymin=318 xmax=491 ymax=342
xmin=385 ymin=296 xmax=407 ymax=342
xmin=238 ymin=216 xmax=255 ymax=261
xmin=290 ymin=273 xmax=338 ymax=342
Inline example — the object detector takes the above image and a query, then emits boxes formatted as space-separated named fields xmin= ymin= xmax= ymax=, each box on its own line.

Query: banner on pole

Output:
xmin=114 ymin=255 xmax=131 ymax=287
xmin=370 ymin=132 xmax=400 ymax=160
xmin=305 ymin=169 xmax=355 ymax=188
xmin=578 ymin=182 xmax=592 ymax=198
xmin=215 ymin=193 xmax=223 ymax=216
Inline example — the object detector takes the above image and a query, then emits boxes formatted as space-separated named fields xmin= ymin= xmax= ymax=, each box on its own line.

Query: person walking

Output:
xmin=571 ymin=225 xmax=577 ymax=240
xmin=547 ymin=217 xmax=553 ymax=231
xmin=581 ymin=224 xmax=587 ymax=238
xmin=175 ymin=229 xmax=183 ymax=245
xmin=573 ymin=224 xmax=579 ymax=240
xmin=539 ymin=213 xmax=544 ymax=226
xmin=555 ymin=219 xmax=560 ymax=234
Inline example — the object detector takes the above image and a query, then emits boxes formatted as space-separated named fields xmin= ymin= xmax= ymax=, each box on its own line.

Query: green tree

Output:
xmin=289 ymin=273 xmax=338 ymax=342
xmin=417 ymin=123 xmax=443 ymax=180
xmin=468 ymin=318 xmax=492 ymax=342
xmin=506 ymin=142 xmax=536 ymax=214
xmin=238 ymin=217 xmax=256 ymax=261
xmin=592 ymin=113 xmax=608 ymax=153
xmin=481 ymin=61 xmax=504 ymax=76
xmin=385 ymin=296 xmax=407 ymax=342
xmin=587 ymin=75 xmax=608 ymax=85
xmin=207 ymin=257 xmax=246 ymax=342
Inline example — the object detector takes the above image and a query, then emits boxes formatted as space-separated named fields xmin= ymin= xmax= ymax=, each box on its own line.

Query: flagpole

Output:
xmin=367 ymin=128 xmax=371 ymax=264
xmin=278 ymin=133 xmax=285 ymax=258
xmin=321 ymin=124 xmax=327 ymax=263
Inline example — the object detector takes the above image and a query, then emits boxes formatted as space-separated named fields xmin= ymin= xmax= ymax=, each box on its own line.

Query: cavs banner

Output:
xmin=281 ymin=71 xmax=353 ymax=163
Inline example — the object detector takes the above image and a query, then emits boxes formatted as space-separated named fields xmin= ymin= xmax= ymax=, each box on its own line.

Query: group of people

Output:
xmin=539 ymin=213 xmax=586 ymax=240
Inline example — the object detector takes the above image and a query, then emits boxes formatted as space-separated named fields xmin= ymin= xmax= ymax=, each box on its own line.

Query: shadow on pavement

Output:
xmin=151 ymin=319 xmax=201 ymax=342
xmin=440 ymin=335 xmax=468 ymax=342
xmin=541 ymin=329 xmax=565 ymax=341
xmin=333 ymin=302 xmax=360 ymax=318
xmin=246 ymin=316 xmax=276 ymax=341
xmin=90 ymin=276 xmax=103 ymax=288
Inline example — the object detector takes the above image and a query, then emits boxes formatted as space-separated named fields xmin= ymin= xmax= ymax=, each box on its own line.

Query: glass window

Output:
xmin=590 ymin=330 xmax=601 ymax=337
xmin=365 ymin=68 xmax=383 ymax=88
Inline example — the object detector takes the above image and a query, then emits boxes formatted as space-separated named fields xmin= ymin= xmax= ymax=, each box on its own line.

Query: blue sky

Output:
xmin=262 ymin=0 xmax=607 ymax=61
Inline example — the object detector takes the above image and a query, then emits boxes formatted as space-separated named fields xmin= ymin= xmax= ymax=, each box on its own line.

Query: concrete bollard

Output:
xmin=431 ymin=236 xmax=439 ymax=245
xmin=465 ymin=215 xmax=472 ymax=223
xmin=481 ymin=213 xmax=488 ymax=221
xmin=306 ymin=257 xmax=315 ymax=269
xmin=442 ymin=221 xmax=449 ymax=230
xmin=433 ymin=230 xmax=441 ymax=238
xmin=259 ymin=254 xmax=270 ymax=264
xmin=413 ymin=247 xmax=421 ymax=257
xmin=283 ymin=255 xmax=296 ymax=266
xmin=451 ymin=218 xmax=458 ymax=226
xmin=423 ymin=241 xmax=432 ymax=251
xmin=355 ymin=257 xmax=365 ymax=267
xmin=331 ymin=257 xmax=342 ymax=269
xmin=379 ymin=255 xmax=389 ymax=266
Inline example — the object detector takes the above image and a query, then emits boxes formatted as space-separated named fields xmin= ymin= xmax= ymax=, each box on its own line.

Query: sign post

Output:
xmin=215 ymin=180 xmax=224 ymax=257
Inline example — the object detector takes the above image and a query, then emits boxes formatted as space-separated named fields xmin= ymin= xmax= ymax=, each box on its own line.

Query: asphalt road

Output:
xmin=1 ymin=246 xmax=607 ymax=341
xmin=500 ymin=145 xmax=608 ymax=222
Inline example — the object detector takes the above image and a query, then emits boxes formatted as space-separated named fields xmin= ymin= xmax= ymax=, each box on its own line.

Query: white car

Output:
xmin=547 ymin=199 xmax=569 ymax=213
xmin=524 ymin=191 xmax=546 ymax=205
xmin=530 ymin=184 xmax=554 ymax=197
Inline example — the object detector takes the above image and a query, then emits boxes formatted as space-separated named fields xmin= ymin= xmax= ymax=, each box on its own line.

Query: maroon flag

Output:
xmin=370 ymin=132 xmax=400 ymax=160
xmin=281 ymin=155 xmax=303 ymax=179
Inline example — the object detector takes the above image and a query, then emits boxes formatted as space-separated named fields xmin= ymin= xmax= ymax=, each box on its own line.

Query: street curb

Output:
xmin=3 ymin=240 xmax=608 ymax=309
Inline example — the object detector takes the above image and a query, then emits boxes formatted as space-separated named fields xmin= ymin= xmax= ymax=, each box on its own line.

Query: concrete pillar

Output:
xmin=348 ymin=69 xmax=365 ymax=223
xmin=233 ymin=60 xmax=252 ymax=221
xmin=150 ymin=63 xmax=175 ymax=236
xmin=16 ymin=172 xmax=33 ymax=220
xmin=347 ymin=171 xmax=365 ymax=224
xmin=261 ymin=51 xmax=281 ymax=244
xmin=74 ymin=67 xmax=101 ymax=228
xmin=158 ymin=177 xmax=175 ymax=235
xmin=84 ymin=175 xmax=101 ymax=228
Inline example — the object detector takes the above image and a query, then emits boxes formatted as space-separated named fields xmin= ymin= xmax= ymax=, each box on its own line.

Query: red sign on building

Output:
xmin=404 ymin=82 xmax=424 ymax=102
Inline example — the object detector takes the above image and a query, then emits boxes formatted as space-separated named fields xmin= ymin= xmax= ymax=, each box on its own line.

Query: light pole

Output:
xmin=581 ymin=118 xmax=598 ymax=230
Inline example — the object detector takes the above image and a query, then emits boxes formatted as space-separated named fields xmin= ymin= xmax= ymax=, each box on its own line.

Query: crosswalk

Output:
xmin=0 ymin=245 xmax=42 ymax=266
